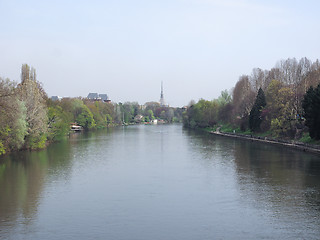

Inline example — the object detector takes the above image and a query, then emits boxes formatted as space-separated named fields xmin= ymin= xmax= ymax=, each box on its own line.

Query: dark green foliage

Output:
xmin=249 ymin=88 xmax=266 ymax=132
xmin=302 ymin=84 xmax=320 ymax=140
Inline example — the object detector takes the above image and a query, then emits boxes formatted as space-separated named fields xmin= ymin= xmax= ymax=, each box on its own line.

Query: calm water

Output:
xmin=0 ymin=124 xmax=320 ymax=240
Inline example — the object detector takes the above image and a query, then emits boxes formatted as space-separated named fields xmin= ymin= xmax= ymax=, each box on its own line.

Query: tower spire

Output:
xmin=161 ymin=81 xmax=163 ymax=98
xmin=160 ymin=81 xmax=165 ymax=106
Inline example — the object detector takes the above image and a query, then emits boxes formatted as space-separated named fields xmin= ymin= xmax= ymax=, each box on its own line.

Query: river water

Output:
xmin=0 ymin=124 xmax=319 ymax=240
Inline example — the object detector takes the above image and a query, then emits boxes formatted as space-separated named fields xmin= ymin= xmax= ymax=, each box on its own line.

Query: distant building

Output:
xmin=98 ymin=94 xmax=109 ymax=102
xmin=50 ymin=96 xmax=62 ymax=101
xmin=87 ymin=93 xmax=99 ymax=100
xmin=87 ymin=93 xmax=110 ymax=102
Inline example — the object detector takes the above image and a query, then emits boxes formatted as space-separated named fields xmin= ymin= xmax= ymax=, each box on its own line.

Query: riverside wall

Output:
xmin=210 ymin=131 xmax=320 ymax=155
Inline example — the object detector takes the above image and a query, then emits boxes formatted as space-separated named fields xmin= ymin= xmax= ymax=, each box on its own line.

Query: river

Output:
xmin=0 ymin=124 xmax=319 ymax=239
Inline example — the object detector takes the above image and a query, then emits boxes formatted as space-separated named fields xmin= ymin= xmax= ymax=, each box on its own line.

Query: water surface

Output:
xmin=0 ymin=124 xmax=319 ymax=239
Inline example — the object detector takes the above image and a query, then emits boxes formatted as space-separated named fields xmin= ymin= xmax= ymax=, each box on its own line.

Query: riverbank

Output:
xmin=209 ymin=130 xmax=320 ymax=155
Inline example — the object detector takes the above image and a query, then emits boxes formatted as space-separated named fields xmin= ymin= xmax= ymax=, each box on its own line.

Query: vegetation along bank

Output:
xmin=0 ymin=64 xmax=184 ymax=156
xmin=183 ymin=57 xmax=320 ymax=151
xmin=1 ymin=57 xmax=320 ymax=156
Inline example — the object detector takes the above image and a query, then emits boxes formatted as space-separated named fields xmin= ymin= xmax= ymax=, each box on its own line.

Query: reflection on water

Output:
xmin=232 ymin=139 xmax=320 ymax=207
xmin=184 ymin=129 xmax=320 ymax=239
xmin=0 ymin=125 xmax=319 ymax=239
xmin=0 ymin=139 xmax=74 ymax=236
xmin=233 ymin=139 xmax=320 ymax=235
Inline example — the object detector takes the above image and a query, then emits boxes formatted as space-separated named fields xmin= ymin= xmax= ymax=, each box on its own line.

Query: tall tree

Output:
xmin=20 ymin=64 xmax=30 ymax=83
xmin=47 ymin=104 xmax=70 ymax=141
xmin=250 ymin=68 xmax=266 ymax=92
xmin=17 ymin=64 xmax=48 ymax=149
xmin=302 ymin=84 xmax=320 ymax=140
xmin=218 ymin=90 xmax=233 ymax=124
xmin=0 ymin=77 xmax=28 ymax=154
xmin=233 ymin=75 xmax=255 ymax=118
xmin=233 ymin=75 xmax=256 ymax=130
xmin=266 ymin=80 xmax=295 ymax=137
xmin=249 ymin=88 xmax=266 ymax=132
xmin=218 ymin=89 xmax=232 ymax=106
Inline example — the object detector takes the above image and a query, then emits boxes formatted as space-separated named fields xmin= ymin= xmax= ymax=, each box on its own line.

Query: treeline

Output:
xmin=0 ymin=64 xmax=183 ymax=156
xmin=183 ymin=57 xmax=320 ymax=141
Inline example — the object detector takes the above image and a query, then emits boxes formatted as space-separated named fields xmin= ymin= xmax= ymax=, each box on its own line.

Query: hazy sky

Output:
xmin=1 ymin=0 xmax=320 ymax=106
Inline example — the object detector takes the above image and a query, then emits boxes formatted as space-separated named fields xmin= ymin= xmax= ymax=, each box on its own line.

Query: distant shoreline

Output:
xmin=209 ymin=130 xmax=320 ymax=155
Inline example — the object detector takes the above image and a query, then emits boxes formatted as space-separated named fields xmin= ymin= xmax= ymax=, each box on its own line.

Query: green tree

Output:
xmin=217 ymin=90 xmax=233 ymax=124
xmin=47 ymin=105 xmax=70 ymax=141
xmin=76 ymin=105 xmax=96 ymax=129
xmin=17 ymin=64 xmax=48 ymax=149
xmin=71 ymin=99 xmax=86 ymax=120
xmin=147 ymin=109 xmax=155 ymax=120
xmin=265 ymin=80 xmax=282 ymax=120
xmin=105 ymin=114 xmax=113 ymax=126
xmin=86 ymin=101 xmax=105 ymax=128
xmin=249 ymin=88 xmax=266 ymax=132
xmin=0 ymin=77 xmax=28 ymax=154
xmin=302 ymin=84 xmax=320 ymax=139
xmin=266 ymin=80 xmax=295 ymax=137
xmin=8 ymin=100 xmax=28 ymax=149
xmin=183 ymin=99 xmax=219 ymax=128
xmin=218 ymin=89 xmax=232 ymax=106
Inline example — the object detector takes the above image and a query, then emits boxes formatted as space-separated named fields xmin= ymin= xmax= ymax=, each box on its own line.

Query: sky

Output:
xmin=1 ymin=0 xmax=320 ymax=107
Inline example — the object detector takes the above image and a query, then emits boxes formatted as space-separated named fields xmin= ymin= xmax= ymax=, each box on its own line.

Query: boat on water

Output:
xmin=70 ymin=123 xmax=83 ymax=132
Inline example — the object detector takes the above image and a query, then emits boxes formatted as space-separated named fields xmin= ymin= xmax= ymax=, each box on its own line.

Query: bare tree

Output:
xmin=250 ymin=68 xmax=267 ymax=92
xmin=21 ymin=64 xmax=30 ymax=83
xmin=233 ymin=75 xmax=255 ymax=118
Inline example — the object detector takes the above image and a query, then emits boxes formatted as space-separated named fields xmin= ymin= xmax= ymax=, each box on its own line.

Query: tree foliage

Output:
xmin=183 ymin=94 xmax=225 ymax=128
xmin=184 ymin=57 xmax=320 ymax=140
xmin=47 ymin=105 xmax=70 ymax=141
xmin=265 ymin=80 xmax=296 ymax=137
xmin=2 ymin=57 xmax=320 ymax=155
xmin=0 ymin=64 xmax=187 ymax=156
xmin=0 ymin=77 xmax=28 ymax=153
xmin=249 ymin=88 xmax=266 ymax=132
xmin=17 ymin=65 xmax=48 ymax=149
xmin=302 ymin=84 xmax=320 ymax=139
xmin=233 ymin=75 xmax=256 ymax=119
xmin=76 ymin=105 xmax=96 ymax=129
